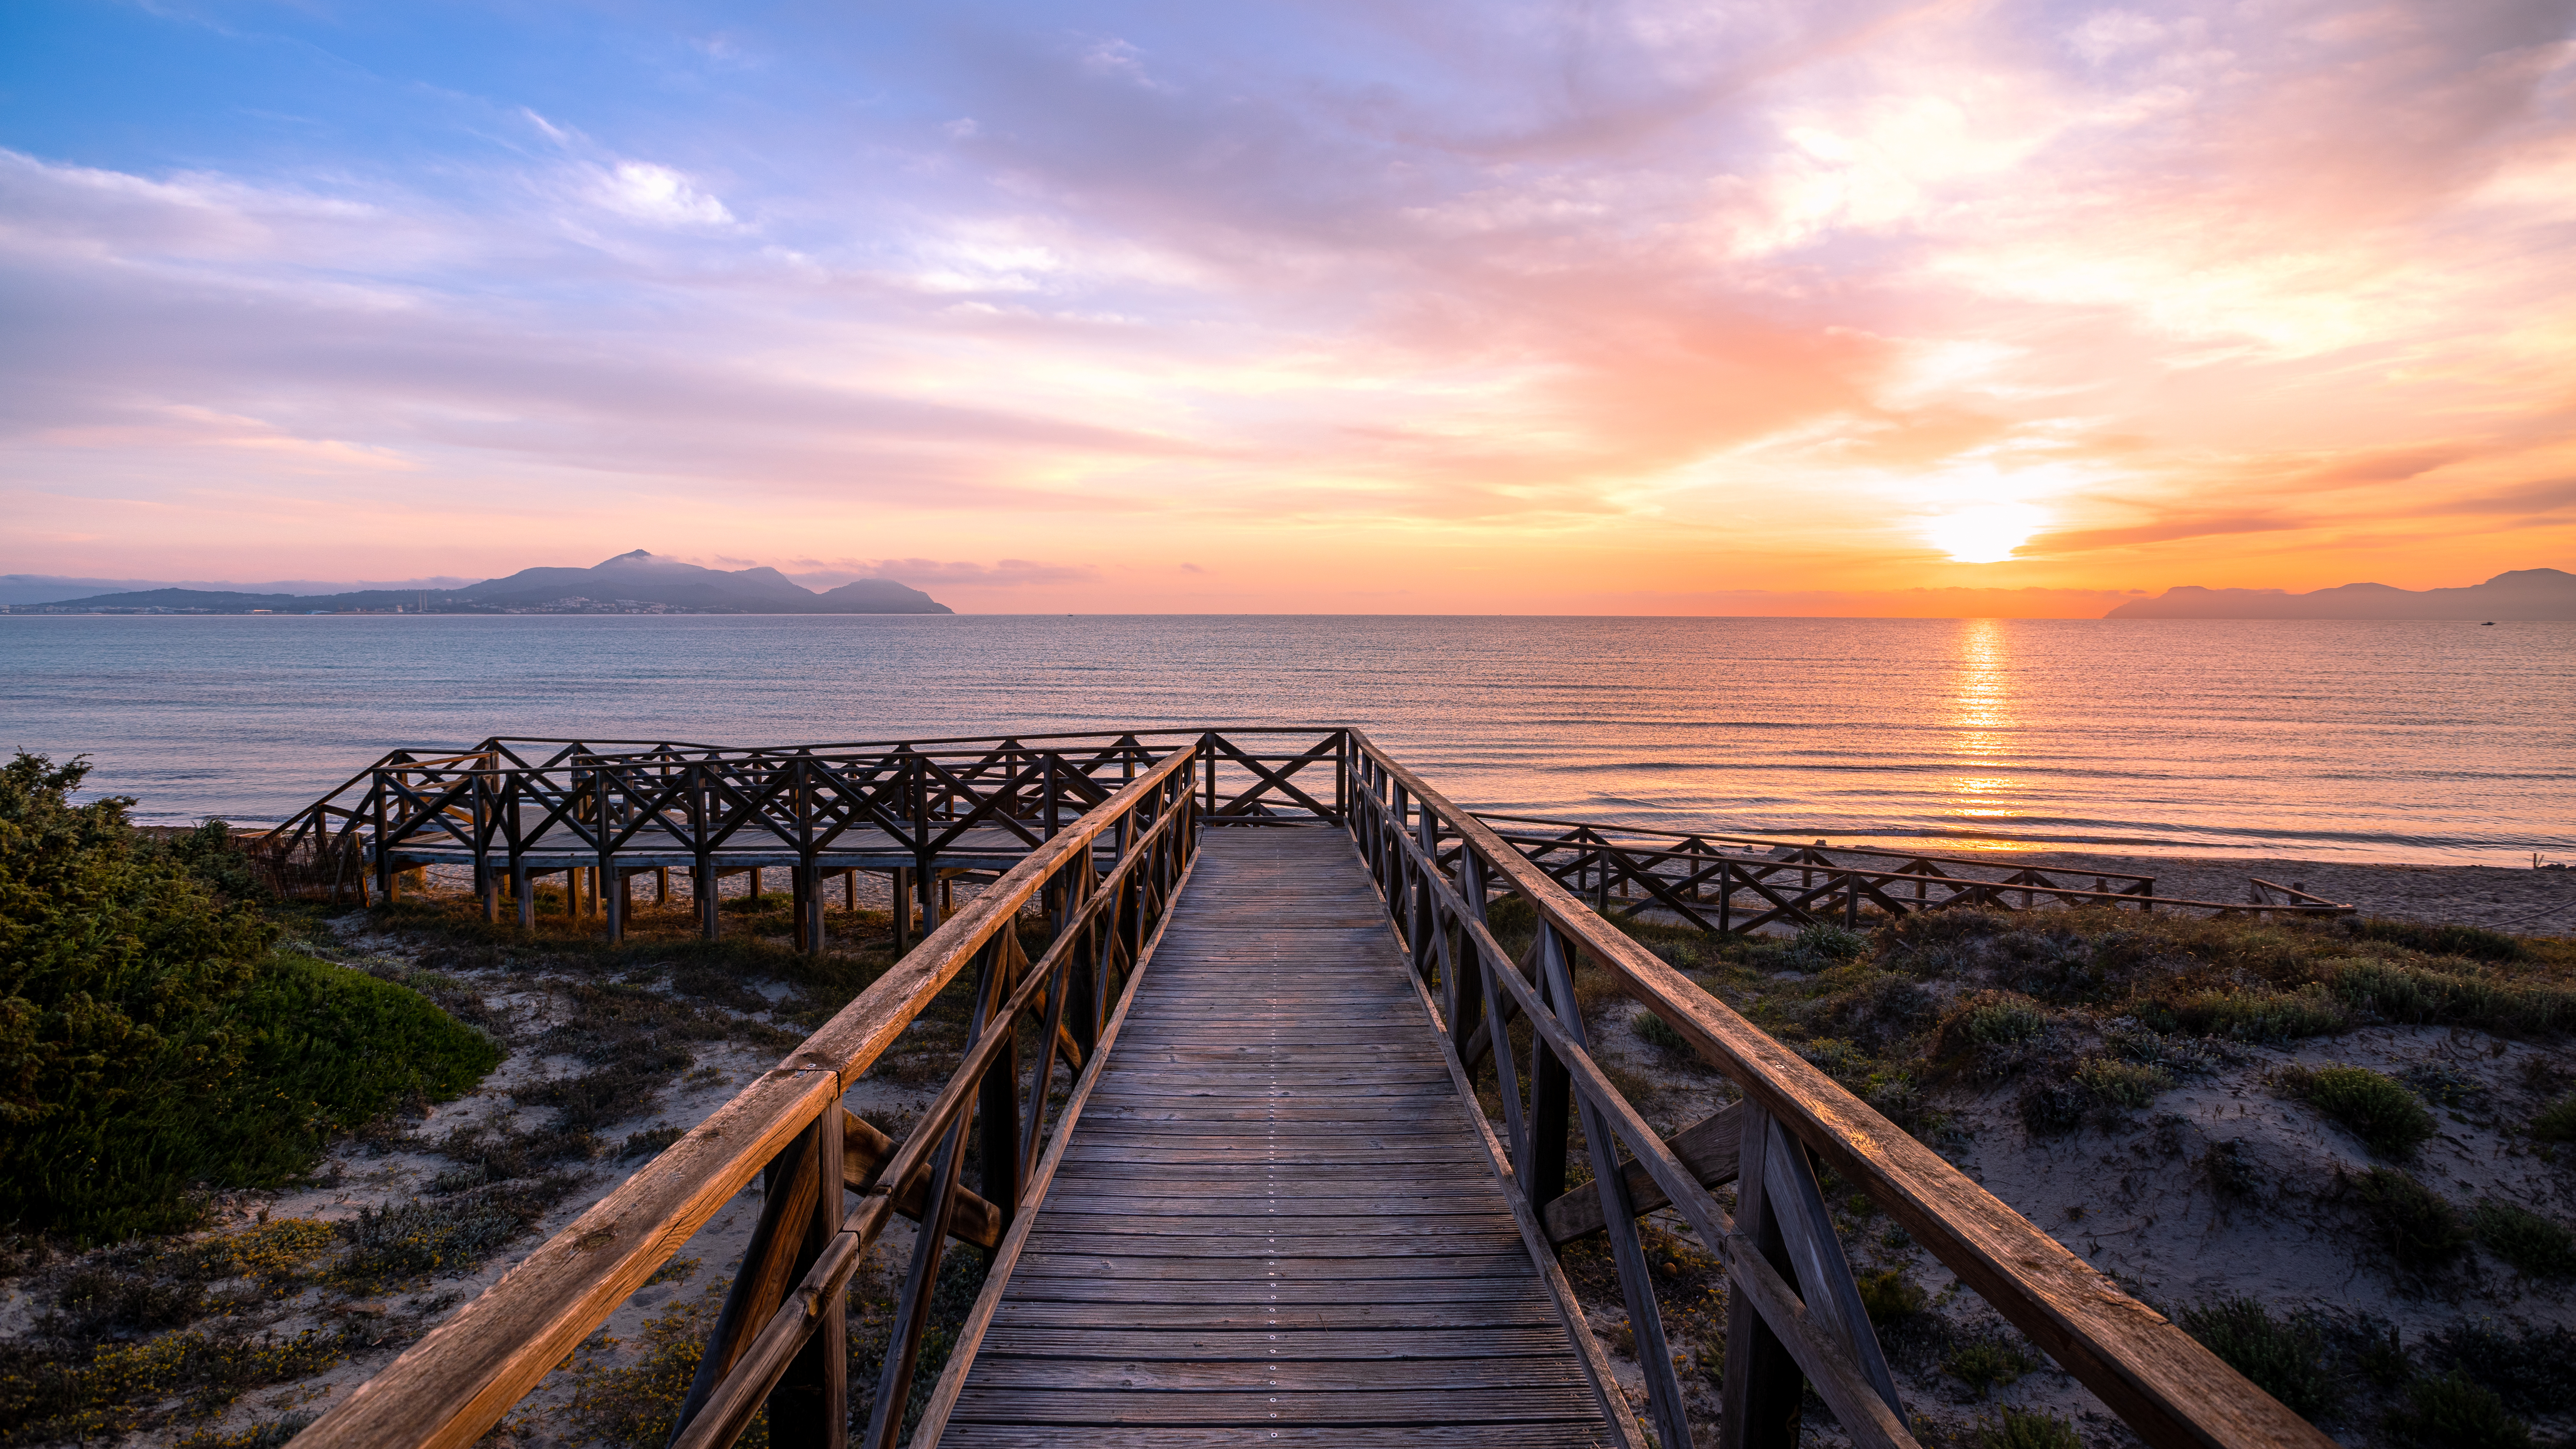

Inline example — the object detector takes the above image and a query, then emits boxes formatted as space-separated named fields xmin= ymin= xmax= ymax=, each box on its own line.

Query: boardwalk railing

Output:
xmin=248 ymin=728 xmax=1348 ymax=947
xmin=1475 ymin=814 xmax=2354 ymax=928
xmin=283 ymin=725 xmax=2349 ymax=1449
xmin=290 ymin=742 xmax=1203 ymax=1449
xmin=1346 ymin=730 xmax=2332 ymax=1449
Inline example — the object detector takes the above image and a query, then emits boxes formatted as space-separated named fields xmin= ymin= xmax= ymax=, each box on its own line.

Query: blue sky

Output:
xmin=4 ymin=1 xmax=2573 ymax=611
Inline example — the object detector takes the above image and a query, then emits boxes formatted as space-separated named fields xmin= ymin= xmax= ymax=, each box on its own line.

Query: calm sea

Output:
xmin=3 ymin=615 xmax=2569 ymax=865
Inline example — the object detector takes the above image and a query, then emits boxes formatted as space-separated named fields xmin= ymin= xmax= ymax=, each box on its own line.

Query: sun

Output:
xmin=1923 ymin=502 xmax=2046 ymax=563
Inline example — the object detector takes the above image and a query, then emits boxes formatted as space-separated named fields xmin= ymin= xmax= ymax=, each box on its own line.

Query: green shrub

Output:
xmin=2020 ymin=1056 xmax=2171 ymax=1134
xmin=1957 ymin=993 xmax=2048 ymax=1044
xmin=2530 ymin=1093 xmax=2576 ymax=1142
xmin=2332 ymin=959 xmax=2576 ymax=1034
xmin=2166 ymin=986 xmax=2349 ymax=1041
xmin=1792 ymin=923 xmax=1870 ymax=966
xmin=1977 ymin=1408 xmax=2081 ymax=1449
xmin=2280 ymin=1065 xmax=2435 ymax=1156
xmin=1856 ymin=1268 xmax=1925 ymax=1326
xmin=0 ymin=752 xmax=501 ymax=1240
xmin=2347 ymin=917 xmax=2527 ymax=963
xmin=2076 ymin=1057 xmax=2170 ymax=1110
xmin=2380 ymin=1373 xmax=2532 ymax=1449
xmin=2423 ymin=1322 xmax=2576 ymax=1416
xmin=2179 ymin=1298 xmax=2336 ymax=1417
xmin=2472 ymin=1200 xmax=2576 ymax=1278
xmin=2346 ymin=1167 xmax=2470 ymax=1270
xmin=332 ymin=1179 xmax=572 ymax=1290
xmin=1943 ymin=1339 xmax=2036 ymax=1394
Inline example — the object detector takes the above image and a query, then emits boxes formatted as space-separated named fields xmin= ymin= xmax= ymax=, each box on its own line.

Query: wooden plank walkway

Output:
xmin=941 ymin=827 xmax=1613 ymax=1447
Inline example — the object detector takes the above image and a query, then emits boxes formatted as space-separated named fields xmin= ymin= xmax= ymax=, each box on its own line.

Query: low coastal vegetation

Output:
xmin=0 ymin=751 xmax=1022 ymax=1446
xmin=0 ymin=753 xmax=498 ymax=1242
xmin=8 ymin=763 xmax=2573 ymax=1447
xmin=1581 ymin=897 xmax=2576 ymax=1446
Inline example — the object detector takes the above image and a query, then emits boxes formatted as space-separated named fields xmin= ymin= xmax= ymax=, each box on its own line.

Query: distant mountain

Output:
xmin=12 ymin=551 xmax=954 ymax=615
xmin=2106 ymin=568 xmax=2576 ymax=620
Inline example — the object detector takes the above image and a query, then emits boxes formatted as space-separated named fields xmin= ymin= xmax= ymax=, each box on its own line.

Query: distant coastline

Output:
xmin=0 ymin=549 xmax=953 ymax=616
xmin=2106 ymin=567 xmax=2576 ymax=620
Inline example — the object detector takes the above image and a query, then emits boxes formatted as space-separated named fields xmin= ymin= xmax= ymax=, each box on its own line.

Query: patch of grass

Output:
xmin=29 ymin=1219 xmax=338 ymax=1344
xmin=2528 ymin=1093 xmax=2576 ymax=1143
xmin=2280 ymin=1065 xmax=2436 ymax=1156
xmin=1950 ymin=991 xmax=2048 ymax=1046
xmin=561 ymin=1282 xmax=767 ymax=1449
xmin=1932 ymin=990 xmax=2061 ymax=1082
xmin=0 ymin=1324 xmax=358 ymax=1444
xmin=2422 ymin=1321 xmax=2576 ymax=1417
xmin=1790 ymin=923 xmax=1871 ymax=967
xmin=2380 ymin=1372 xmax=2533 ymax=1449
xmin=2179 ymin=1297 xmax=2335 ymax=1418
xmin=2347 ymin=917 xmax=2528 ymax=963
xmin=622 ymin=1124 xmax=687 ymax=1159
xmin=1856 ymin=1268 xmax=1925 ymax=1327
xmin=2471 ymin=1200 xmax=2576 ymax=1279
xmin=1942 ymin=1338 xmax=2037 ymax=1395
xmin=2331 ymin=959 xmax=2576 ymax=1035
xmin=2344 ymin=1167 xmax=2470 ymax=1271
xmin=174 ymin=1413 xmax=318 ymax=1449
xmin=2019 ymin=1055 xmax=2173 ymax=1135
xmin=2163 ymin=986 xmax=2350 ymax=1042
xmin=332 ymin=1181 xmax=571 ymax=1291
xmin=2075 ymin=1056 xmax=2169 ymax=1110
xmin=1793 ymin=1039 xmax=1945 ymax=1142
xmin=1976 ymin=1408 xmax=2081 ymax=1449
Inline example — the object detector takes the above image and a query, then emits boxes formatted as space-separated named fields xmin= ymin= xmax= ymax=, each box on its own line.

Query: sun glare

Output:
xmin=1923 ymin=503 xmax=2045 ymax=563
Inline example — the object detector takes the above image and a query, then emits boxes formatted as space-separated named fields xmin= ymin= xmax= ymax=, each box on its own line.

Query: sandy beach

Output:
xmin=1979 ymin=848 xmax=2576 ymax=938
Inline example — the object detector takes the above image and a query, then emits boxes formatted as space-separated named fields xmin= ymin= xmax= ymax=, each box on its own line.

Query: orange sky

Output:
xmin=3 ymin=2 xmax=2572 ymax=613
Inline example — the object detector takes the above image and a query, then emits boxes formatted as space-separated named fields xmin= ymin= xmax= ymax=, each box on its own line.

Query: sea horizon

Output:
xmin=8 ymin=612 xmax=2570 ymax=867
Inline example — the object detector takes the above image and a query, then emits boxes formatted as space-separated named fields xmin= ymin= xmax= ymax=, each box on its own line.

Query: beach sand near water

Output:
xmin=1967 ymin=848 xmax=2576 ymax=938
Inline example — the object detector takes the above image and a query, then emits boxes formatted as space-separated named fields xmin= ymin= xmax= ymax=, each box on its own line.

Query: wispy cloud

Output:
xmin=0 ymin=0 xmax=2569 ymax=606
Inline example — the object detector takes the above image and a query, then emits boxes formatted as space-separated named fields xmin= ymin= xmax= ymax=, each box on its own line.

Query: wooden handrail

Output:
xmin=288 ymin=744 xmax=1203 ymax=1449
xmin=1348 ymin=730 xmax=2333 ymax=1449
xmin=1477 ymin=811 xmax=2162 ymax=887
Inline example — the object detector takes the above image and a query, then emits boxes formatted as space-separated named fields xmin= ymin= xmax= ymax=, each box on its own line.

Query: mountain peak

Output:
xmin=596 ymin=549 xmax=659 ymax=567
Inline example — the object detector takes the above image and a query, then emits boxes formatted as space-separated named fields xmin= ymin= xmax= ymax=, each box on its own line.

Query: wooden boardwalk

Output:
xmin=941 ymin=827 xmax=1613 ymax=1447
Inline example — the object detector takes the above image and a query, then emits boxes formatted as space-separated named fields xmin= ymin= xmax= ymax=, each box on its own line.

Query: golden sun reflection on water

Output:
xmin=1946 ymin=619 xmax=2028 ymax=835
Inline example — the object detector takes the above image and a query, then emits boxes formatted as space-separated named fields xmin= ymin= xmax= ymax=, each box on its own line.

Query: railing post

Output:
xmin=370 ymin=772 xmax=391 ymax=905
xmin=769 ymin=1095 xmax=846 ymax=1447
xmin=599 ymin=768 xmax=623 ymax=945
xmin=1724 ymin=1102 xmax=1807 ymax=1449
xmin=1524 ymin=922 xmax=1573 ymax=1211
xmin=1541 ymin=928 xmax=1691 ymax=1449
xmin=978 ymin=936 xmax=1023 ymax=1225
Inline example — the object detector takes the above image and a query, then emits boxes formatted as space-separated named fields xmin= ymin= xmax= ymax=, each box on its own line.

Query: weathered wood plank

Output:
xmin=948 ymin=1385 xmax=1603 ymax=1424
xmin=949 ymin=827 xmax=1608 ymax=1445
xmin=941 ymin=1427 xmax=1606 ymax=1448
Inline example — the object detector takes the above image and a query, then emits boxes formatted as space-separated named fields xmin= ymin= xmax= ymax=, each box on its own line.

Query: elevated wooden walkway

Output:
xmin=293 ymin=730 xmax=2332 ymax=1449
xmin=940 ymin=827 xmax=1611 ymax=1446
